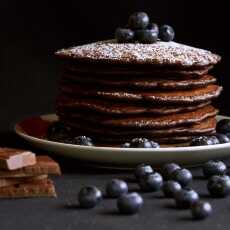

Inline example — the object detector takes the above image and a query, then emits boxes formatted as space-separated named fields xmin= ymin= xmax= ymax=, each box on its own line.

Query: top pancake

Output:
xmin=55 ymin=40 xmax=221 ymax=68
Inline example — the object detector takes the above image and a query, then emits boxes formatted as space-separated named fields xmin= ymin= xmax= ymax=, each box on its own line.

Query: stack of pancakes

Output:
xmin=55 ymin=40 xmax=222 ymax=146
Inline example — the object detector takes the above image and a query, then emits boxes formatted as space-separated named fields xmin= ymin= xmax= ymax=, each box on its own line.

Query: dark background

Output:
xmin=1 ymin=1 xmax=230 ymax=229
xmin=1 ymin=0 xmax=229 ymax=135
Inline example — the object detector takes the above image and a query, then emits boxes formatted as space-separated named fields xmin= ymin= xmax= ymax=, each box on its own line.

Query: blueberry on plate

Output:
xmin=207 ymin=175 xmax=230 ymax=198
xmin=159 ymin=25 xmax=175 ymax=42
xmin=191 ymin=201 xmax=212 ymax=220
xmin=121 ymin=142 xmax=131 ymax=148
xmin=106 ymin=179 xmax=128 ymax=198
xmin=117 ymin=192 xmax=143 ymax=215
xmin=147 ymin=23 xmax=159 ymax=34
xmin=73 ymin=136 xmax=93 ymax=146
xmin=128 ymin=12 xmax=149 ymax=30
xmin=215 ymin=133 xmax=230 ymax=144
xmin=216 ymin=119 xmax=230 ymax=134
xmin=115 ymin=28 xmax=135 ymax=43
xmin=135 ymin=29 xmax=158 ymax=43
xmin=225 ymin=132 xmax=230 ymax=139
xmin=203 ymin=160 xmax=227 ymax=178
xmin=162 ymin=163 xmax=181 ymax=180
xmin=78 ymin=186 xmax=102 ymax=209
xmin=47 ymin=121 xmax=72 ymax=141
xmin=162 ymin=180 xmax=182 ymax=198
xmin=130 ymin=138 xmax=160 ymax=148
xmin=190 ymin=136 xmax=214 ymax=146
xmin=174 ymin=188 xmax=199 ymax=209
xmin=171 ymin=168 xmax=193 ymax=187
xmin=134 ymin=163 xmax=154 ymax=180
xmin=209 ymin=136 xmax=220 ymax=145
xmin=139 ymin=172 xmax=163 ymax=192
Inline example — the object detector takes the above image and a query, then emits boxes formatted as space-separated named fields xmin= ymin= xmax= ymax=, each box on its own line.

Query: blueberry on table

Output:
xmin=216 ymin=119 xmax=230 ymax=134
xmin=159 ymin=25 xmax=175 ymax=42
xmin=115 ymin=28 xmax=134 ymax=43
xmin=134 ymin=163 xmax=154 ymax=180
xmin=128 ymin=12 xmax=149 ymax=30
xmin=121 ymin=142 xmax=130 ymax=148
xmin=215 ymin=133 xmax=230 ymax=144
xmin=78 ymin=186 xmax=102 ymax=209
xmin=203 ymin=160 xmax=227 ymax=178
xmin=174 ymin=188 xmax=199 ymax=209
xmin=171 ymin=168 xmax=193 ymax=187
xmin=207 ymin=175 xmax=230 ymax=198
xmin=135 ymin=29 xmax=158 ymax=44
xmin=147 ymin=23 xmax=159 ymax=34
xmin=130 ymin=138 xmax=160 ymax=148
xmin=191 ymin=201 xmax=212 ymax=220
xmin=162 ymin=180 xmax=182 ymax=198
xmin=117 ymin=192 xmax=143 ymax=215
xmin=106 ymin=179 xmax=128 ymax=198
xmin=162 ymin=163 xmax=181 ymax=180
xmin=190 ymin=136 xmax=214 ymax=146
xmin=73 ymin=136 xmax=93 ymax=146
xmin=138 ymin=172 xmax=163 ymax=192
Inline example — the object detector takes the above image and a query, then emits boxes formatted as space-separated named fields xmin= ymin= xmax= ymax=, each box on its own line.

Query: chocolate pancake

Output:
xmin=58 ymin=105 xmax=218 ymax=129
xmin=62 ymin=116 xmax=216 ymax=139
xmin=60 ymin=84 xmax=222 ymax=104
xmin=65 ymin=64 xmax=213 ymax=78
xmin=56 ymin=40 xmax=220 ymax=68
xmin=62 ymin=74 xmax=216 ymax=90
xmin=57 ymin=96 xmax=211 ymax=115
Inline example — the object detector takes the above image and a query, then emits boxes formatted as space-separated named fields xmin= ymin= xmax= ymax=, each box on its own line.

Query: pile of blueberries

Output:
xmin=47 ymin=119 xmax=230 ymax=147
xmin=77 ymin=160 xmax=230 ymax=220
xmin=115 ymin=12 xmax=175 ymax=44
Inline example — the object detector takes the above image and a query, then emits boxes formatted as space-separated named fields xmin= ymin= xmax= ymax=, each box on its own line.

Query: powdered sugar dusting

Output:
xmin=55 ymin=39 xmax=221 ymax=67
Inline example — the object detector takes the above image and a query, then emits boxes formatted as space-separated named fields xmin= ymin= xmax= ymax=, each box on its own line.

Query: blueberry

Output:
xmin=47 ymin=121 xmax=72 ymax=141
xmin=174 ymin=188 xmax=199 ymax=209
xmin=162 ymin=163 xmax=181 ymax=180
xmin=209 ymin=136 xmax=220 ymax=145
xmin=147 ymin=23 xmax=159 ymax=34
xmin=215 ymin=133 xmax=230 ymax=144
xmin=117 ymin=192 xmax=143 ymax=215
xmin=128 ymin=12 xmax=149 ymax=30
xmin=139 ymin=172 xmax=163 ymax=192
xmin=190 ymin=136 xmax=214 ymax=146
xmin=225 ymin=132 xmax=230 ymax=139
xmin=162 ymin=180 xmax=182 ymax=198
xmin=135 ymin=29 xmax=158 ymax=43
xmin=216 ymin=119 xmax=230 ymax=134
xmin=78 ymin=186 xmax=102 ymax=208
xmin=203 ymin=160 xmax=227 ymax=178
xmin=191 ymin=201 xmax=212 ymax=220
xmin=73 ymin=136 xmax=93 ymax=146
xmin=134 ymin=163 xmax=154 ymax=180
xmin=106 ymin=179 xmax=128 ymax=198
xmin=207 ymin=175 xmax=230 ymax=197
xmin=121 ymin=142 xmax=130 ymax=148
xmin=115 ymin=28 xmax=134 ymax=43
xmin=130 ymin=138 xmax=160 ymax=148
xmin=159 ymin=25 xmax=175 ymax=42
xmin=171 ymin=168 xmax=193 ymax=187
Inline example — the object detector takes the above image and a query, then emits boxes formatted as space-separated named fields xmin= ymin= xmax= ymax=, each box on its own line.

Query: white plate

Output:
xmin=14 ymin=114 xmax=230 ymax=168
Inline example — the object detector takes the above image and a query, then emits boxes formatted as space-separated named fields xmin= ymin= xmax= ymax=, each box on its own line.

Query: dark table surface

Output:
xmin=0 ymin=131 xmax=230 ymax=230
